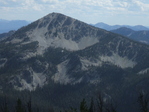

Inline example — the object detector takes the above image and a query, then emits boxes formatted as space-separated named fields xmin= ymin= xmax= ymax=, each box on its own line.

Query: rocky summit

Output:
xmin=0 ymin=12 xmax=149 ymax=112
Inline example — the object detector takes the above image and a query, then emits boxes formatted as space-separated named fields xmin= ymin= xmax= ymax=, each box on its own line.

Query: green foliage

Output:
xmin=80 ymin=99 xmax=88 ymax=112
xmin=27 ymin=96 xmax=32 ymax=112
xmin=0 ymin=96 xmax=9 ymax=112
xmin=13 ymin=21 xmax=38 ymax=38
xmin=89 ymin=98 xmax=94 ymax=112
xmin=44 ymin=47 xmax=70 ymax=64
xmin=19 ymin=41 xmax=38 ymax=52
xmin=97 ymin=93 xmax=104 ymax=112
xmin=105 ymin=103 xmax=117 ymax=112
xmin=138 ymin=92 xmax=149 ymax=112
xmin=15 ymin=98 xmax=25 ymax=112
xmin=1 ymin=90 xmax=149 ymax=112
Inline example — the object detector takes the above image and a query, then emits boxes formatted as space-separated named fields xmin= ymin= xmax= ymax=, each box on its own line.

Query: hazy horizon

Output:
xmin=0 ymin=17 xmax=149 ymax=27
xmin=0 ymin=0 xmax=149 ymax=26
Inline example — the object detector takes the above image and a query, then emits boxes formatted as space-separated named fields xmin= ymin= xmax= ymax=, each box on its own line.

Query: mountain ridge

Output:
xmin=0 ymin=19 xmax=29 ymax=33
xmin=92 ymin=22 xmax=149 ymax=31
xmin=7 ymin=12 xmax=109 ymax=54
xmin=111 ymin=27 xmax=149 ymax=44
xmin=0 ymin=30 xmax=15 ymax=39
xmin=0 ymin=12 xmax=149 ymax=112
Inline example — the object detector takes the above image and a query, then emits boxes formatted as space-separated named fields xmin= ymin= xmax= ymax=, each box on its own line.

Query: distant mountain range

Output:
xmin=92 ymin=22 xmax=149 ymax=31
xmin=91 ymin=22 xmax=149 ymax=45
xmin=0 ymin=19 xmax=29 ymax=33
xmin=111 ymin=27 xmax=149 ymax=44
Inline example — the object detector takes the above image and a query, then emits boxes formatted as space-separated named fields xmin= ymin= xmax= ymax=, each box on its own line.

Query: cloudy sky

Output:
xmin=0 ymin=0 xmax=149 ymax=26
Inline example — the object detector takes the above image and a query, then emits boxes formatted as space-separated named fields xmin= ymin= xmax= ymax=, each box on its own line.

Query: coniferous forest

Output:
xmin=0 ymin=91 xmax=149 ymax=112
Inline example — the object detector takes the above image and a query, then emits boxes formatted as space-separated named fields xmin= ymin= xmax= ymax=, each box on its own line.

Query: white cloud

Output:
xmin=115 ymin=1 xmax=129 ymax=8
xmin=11 ymin=0 xmax=17 ymax=2
xmin=1 ymin=7 xmax=11 ymax=11
xmin=20 ymin=0 xmax=44 ymax=11
xmin=41 ymin=0 xmax=59 ymax=3
xmin=0 ymin=0 xmax=142 ymax=14
xmin=133 ymin=0 xmax=149 ymax=11
xmin=0 ymin=0 xmax=8 ymax=4
xmin=0 ymin=0 xmax=149 ymax=25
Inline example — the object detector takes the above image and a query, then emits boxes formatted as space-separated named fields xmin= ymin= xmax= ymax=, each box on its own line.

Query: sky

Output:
xmin=0 ymin=0 xmax=149 ymax=26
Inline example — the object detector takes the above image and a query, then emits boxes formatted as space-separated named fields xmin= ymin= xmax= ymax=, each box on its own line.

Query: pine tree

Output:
xmin=80 ymin=99 xmax=88 ymax=112
xmin=27 ymin=96 xmax=32 ymax=112
xmin=105 ymin=103 xmax=117 ymax=112
xmin=89 ymin=98 xmax=94 ymax=112
xmin=0 ymin=96 xmax=9 ymax=112
xmin=15 ymin=98 xmax=25 ymax=112
xmin=97 ymin=93 xmax=104 ymax=112
xmin=138 ymin=92 xmax=149 ymax=112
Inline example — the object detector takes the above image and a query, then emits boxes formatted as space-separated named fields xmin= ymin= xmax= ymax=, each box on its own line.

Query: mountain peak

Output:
xmin=47 ymin=12 xmax=66 ymax=16
xmin=41 ymin=12 xmax=68 ymax=20
xmin=8 ymin=12 xmax=107 ymax=54
xmin=1 ymin=13 xmax=149 ymax=112
xmin=39 ymin=12 xmax=75 ymax=23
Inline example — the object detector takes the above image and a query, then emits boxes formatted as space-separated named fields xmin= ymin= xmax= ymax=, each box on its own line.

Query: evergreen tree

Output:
xmin=69 ymin=107 xmax=77 ymax=112
xmin=80 ymin=99 xmax=88 ymax=112
xmin=138 ymin=92 xmax=149 ymax=112
xmin=97 ymin=93 xmax=104 ymax=112
xmin=105 ymin=103 xmax=117 ymax=112
xmin=0 ymin=96 xmax=9 ymax=112
xmin=15 ymin=98 xmax=25 ymax=112
xmin=89 ymin=98 xmax=94 ymax=112
xmin=27 ymin=96 xmax=32 ymax=112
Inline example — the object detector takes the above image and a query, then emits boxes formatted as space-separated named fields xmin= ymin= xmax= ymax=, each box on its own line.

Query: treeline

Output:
xmin=67 ymin=92 xmax=149 ymax=112
xmin=0 ymin=96 xmax=36 ymax=112
xmin=0 ymin=92 xmax=149 ymax=112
